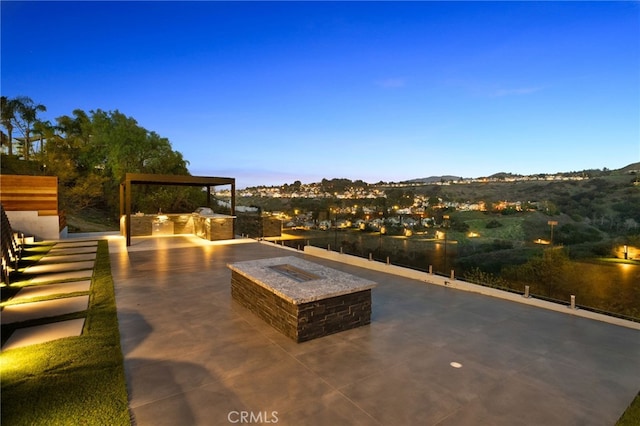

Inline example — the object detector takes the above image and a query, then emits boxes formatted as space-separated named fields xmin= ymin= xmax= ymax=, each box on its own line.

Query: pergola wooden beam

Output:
xmin=120 ymin=173 xmax=236 ymax=246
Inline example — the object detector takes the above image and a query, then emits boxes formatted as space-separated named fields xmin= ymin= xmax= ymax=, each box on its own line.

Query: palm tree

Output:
xmin=32 ymin=120 xmax=56 ymax=167
xmin=0 ymin=96 xmax=16 ymax=156
xmin=12 ymin=96 xmax=47 ymax=161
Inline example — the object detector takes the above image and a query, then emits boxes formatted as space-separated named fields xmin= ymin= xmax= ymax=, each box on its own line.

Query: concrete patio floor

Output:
xmin=108 ymin=235 xmax=640 ymax=426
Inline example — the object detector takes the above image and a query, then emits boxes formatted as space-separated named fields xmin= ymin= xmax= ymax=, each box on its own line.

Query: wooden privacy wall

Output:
xmin=0 ymin=175 xmax=58 ymax=215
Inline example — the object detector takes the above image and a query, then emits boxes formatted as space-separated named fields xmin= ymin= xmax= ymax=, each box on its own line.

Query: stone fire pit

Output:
xmin=227 ymin=256 xmax=376 ymax=342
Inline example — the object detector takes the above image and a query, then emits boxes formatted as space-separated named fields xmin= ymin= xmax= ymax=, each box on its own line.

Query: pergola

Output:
xmin=120 ymin=173 xmax=236 ymax=246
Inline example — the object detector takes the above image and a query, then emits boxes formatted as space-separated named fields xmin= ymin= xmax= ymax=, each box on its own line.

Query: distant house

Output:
xmin=318 ymin=220 xmax=331 ymax=230
xmin=402 ymin=217 xmax=418 ymax=228
xmin=337 ymin=219 xmax=350 ymax=229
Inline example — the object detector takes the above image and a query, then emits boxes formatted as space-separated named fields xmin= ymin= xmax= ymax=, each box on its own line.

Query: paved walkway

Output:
xmin=109 ymin=235 xmax=640 ymax=426
xmin=1 ymin=239 xmax=97 ymax=350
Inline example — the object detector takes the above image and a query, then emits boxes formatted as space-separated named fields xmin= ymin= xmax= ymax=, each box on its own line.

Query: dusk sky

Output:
xmin=2 ymin=1 xmax=639 ymax=189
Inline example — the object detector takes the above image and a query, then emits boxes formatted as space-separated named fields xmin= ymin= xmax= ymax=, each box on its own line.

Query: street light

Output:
xmin=547 ymin=220 xmax=558 ymax=245
xmin=443 ymin=215 xmax=450 ymax=273
xmin=378 ymin=224 xmax=386 ymax=255
xmin=332 ymin=208 xmax=338 ymax=250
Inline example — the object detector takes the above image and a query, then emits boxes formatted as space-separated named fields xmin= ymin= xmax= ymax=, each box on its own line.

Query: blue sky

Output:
xmin=2 ymin=1 xmax=639 ymax=188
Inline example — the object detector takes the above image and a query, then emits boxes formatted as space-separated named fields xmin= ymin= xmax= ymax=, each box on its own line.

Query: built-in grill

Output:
xmin=192 ymin=207 xmax=235 ymax=241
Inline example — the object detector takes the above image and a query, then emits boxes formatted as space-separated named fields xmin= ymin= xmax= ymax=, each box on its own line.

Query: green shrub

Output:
xmin=486 ymin=219 xmax=503 ymax=228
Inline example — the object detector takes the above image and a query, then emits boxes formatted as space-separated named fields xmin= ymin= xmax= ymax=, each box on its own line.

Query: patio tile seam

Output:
xmin=275 ymin=337 xmax=410 ymax=425
xmin=331 ymin=357 xmax=412 ymax=393
xmin=504 ymin=370 xmax=616 ymax=424
xmin=276 ymin=394 xmax=386 ymax=426
xmin=337 ymin=368 xmax=465 ymax=426
xmin=127 ymin=378 xmax=239 ymax=410
xmin=243 ymin=321 xmax=390 ymax=424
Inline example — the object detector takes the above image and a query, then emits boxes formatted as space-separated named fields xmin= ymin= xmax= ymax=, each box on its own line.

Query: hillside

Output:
xmin=404 ymin=175 xmax=464 ymax=184
xmin=619 ymin=161 xmax=640 ymax=173
xmin=412 ymin=169 xmax=638 ymax=220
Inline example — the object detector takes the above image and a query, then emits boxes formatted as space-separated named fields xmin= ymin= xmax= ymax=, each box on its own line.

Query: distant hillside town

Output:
xmin=217 ymin=170 xmax=597 ymax=207
xmin=208 ymin=165 xmax=640 ymax=234
xmin=234 ymin=171 xmax=590 ymax=199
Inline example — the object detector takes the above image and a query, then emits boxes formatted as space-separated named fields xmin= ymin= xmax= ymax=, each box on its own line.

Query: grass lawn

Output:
xmin=618 ymin=392 xmax=640 ymax=426
xmin=0 ymin=241 xmax=130 ymax=425
xmin=461 ymin=216 xmax=526 ymax=241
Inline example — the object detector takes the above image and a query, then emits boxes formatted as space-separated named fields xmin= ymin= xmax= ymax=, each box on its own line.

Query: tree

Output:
xmin=79 ymin=109 xmax=190 ymax=214
xmin=4 ymin=100 xmax=193 ymax=215
xmin=542 ymin=200 xmax=560 ymax=216
xmin=427 ymin=196 xmax=440 ymax=207
xmin=83 ymin=109 xmax=189 ymax=181
xmin=1 ymin=96 xmax=17 ymax=155
xmin=486 ymin=219 xmax=503 ymax=229
xmin=31 ymin=120 xmax=57 ymax=165
xmin=386 ymin=188 xmax=414 ymax=209
xmin=502 ymin=248 xmax=571 ymax=297
xmin=450 ymin=219 xmax=470 ymax=232
xmin=55 ymin=109 xmax=97 ymax=174
xmin=11 ymin=96 xmax=47 ymax=161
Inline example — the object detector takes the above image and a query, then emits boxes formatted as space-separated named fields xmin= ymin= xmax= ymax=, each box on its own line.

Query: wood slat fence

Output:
xmin=0 ymin=175 xmax=59 ymax=215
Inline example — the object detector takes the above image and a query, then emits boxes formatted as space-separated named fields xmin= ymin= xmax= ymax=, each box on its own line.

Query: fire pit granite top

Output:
xmin=227 ymin=256 xmax=376 ymax=304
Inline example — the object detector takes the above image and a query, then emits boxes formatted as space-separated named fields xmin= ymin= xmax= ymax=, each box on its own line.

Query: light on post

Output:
xmin=547 ymin=220 xmax=558 ymax=245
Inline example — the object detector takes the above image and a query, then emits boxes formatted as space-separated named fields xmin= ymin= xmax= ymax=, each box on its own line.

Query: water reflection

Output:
xmin=615 ymin=262 xmax=640 ymax=286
